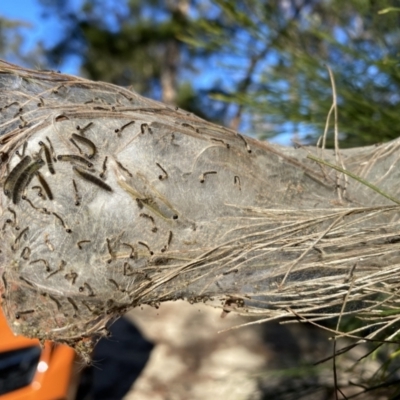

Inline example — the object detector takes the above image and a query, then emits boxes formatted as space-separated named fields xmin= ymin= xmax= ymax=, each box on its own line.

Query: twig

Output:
xmin=279 ymin=213 xmax=345 ymax=287
xmin=307 ymin=154 xmax=400 ymax=205
xmin=326 ymin=65 xmax=348 ymax=201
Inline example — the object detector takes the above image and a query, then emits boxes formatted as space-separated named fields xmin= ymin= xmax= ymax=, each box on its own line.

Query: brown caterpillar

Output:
xmin=12 ymin=159 xmax=45 ymax=204
xmin=4 ymin=155 xmax=31 ymax=197
xmin=39 ymin=141 xmax=55 ymax=174
xmin=71 ymin=133 xmax=97 ymax=159
xmin=57 ymin=154 xmax=93 ymax=168
xmin=73 ymin=167 xmax=112 ymax=192
xmin=36 ymin=172 xmax=53 ymax=200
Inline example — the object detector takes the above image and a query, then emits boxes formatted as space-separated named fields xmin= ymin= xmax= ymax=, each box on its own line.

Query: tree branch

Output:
xmin=1 ymin=60 xmax=399 ymax=359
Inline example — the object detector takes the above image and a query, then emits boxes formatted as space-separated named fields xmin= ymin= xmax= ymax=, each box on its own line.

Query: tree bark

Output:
xmin=0 ymin=61 xmax=399 ymax=358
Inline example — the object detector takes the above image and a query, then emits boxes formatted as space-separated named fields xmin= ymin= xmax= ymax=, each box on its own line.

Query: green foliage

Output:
xmin=180 ymin=0 xmax=400 ymax=146
xmin=37 ymin=0 xmax=230 ymax=124
xmin=29 ymin=0 xmax=400 ymax=145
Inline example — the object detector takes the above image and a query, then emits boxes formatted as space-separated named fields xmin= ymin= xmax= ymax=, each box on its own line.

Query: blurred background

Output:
xmin=2 ymin=0 xmax=400 ymax=148
xmin=1 ymin=1 xmax=400 ymax=399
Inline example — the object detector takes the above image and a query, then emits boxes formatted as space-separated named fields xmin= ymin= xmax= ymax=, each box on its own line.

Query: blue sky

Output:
xmin=1 ymin=1 xmax=52 ymax=54
xmin=0 ymin=0 xmax=81 ymax=73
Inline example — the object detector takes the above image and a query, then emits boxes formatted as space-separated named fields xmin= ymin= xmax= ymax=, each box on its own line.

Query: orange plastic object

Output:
xmin=0 ymin=307 xmax=78 ymax=400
